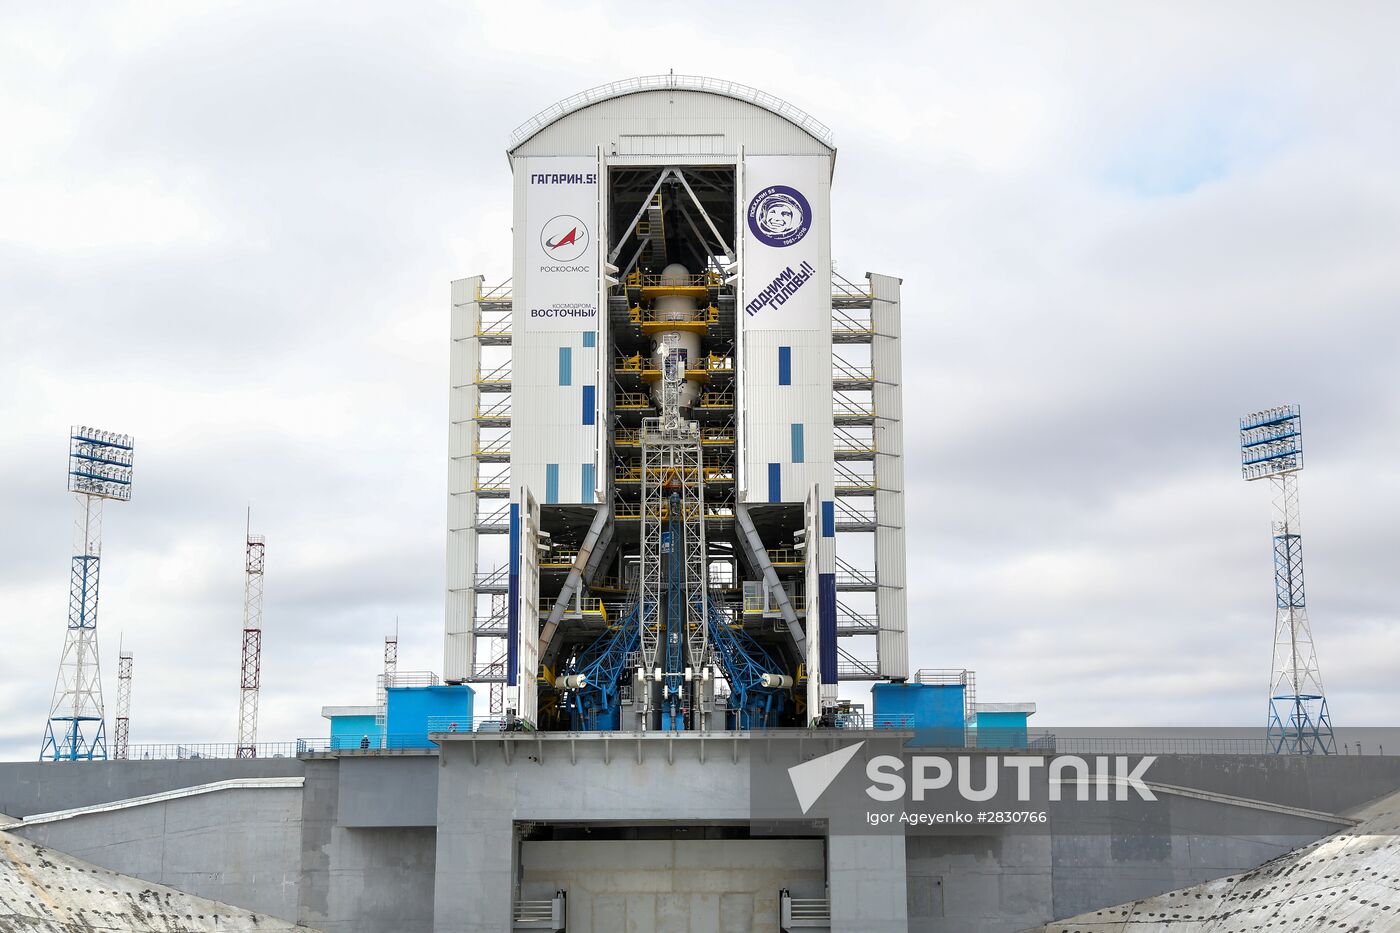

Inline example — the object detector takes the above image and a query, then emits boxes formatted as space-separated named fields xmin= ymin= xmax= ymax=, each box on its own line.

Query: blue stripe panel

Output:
xmin=768 ymin=463 xmax=782 ymax=503
xmin=582 ymin=385 xmax=596 ymax=425
xmin=819 ymin=572 xmax=838 ymax=684
xmin=507 ymin=503 xmax=520 ymax=687
xmin=558 ymin=347 xmax=572 ymax=385
xmin=790 ymin=423 xmax=805 ymax=463
xmin=778 ymin=346 xmax=792 ymax=385
xmin=582 ymin=331 xmax=596 ymax=348
xmin=821 ymin=500 xmax=835 ymax=538
xmin=581 ymin=463 xmax=595 ymax=503
xmin=545 ymin=464 xmax=559 ymax=504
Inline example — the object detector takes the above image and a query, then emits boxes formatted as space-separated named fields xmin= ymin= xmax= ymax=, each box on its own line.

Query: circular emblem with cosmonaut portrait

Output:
xmin=747 ymin=185 xmax=812 ymax=248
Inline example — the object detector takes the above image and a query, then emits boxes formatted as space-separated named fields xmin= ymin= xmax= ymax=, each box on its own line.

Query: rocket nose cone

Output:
xmin=660 ymin=263 xmax=691 ymax=286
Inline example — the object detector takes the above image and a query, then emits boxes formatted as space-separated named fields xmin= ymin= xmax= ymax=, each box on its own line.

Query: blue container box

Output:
xmin=871 ymin=683 xmax=966 ymax=747
xmin=386 ymin=685 xmax=474 ymax=749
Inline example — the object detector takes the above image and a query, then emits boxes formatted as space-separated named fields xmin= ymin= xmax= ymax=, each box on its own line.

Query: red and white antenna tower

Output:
xmin=236 ymin=509 xmax=265 ymax=758
xmin=113 ymin=642 xmax=133 ymax=760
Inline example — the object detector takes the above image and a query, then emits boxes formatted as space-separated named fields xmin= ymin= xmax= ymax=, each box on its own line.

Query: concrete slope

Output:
xmin=0 ymin=830 xmax=321 ymax=932
xmin=1032 ymin=789 xmax=1400 ymax=931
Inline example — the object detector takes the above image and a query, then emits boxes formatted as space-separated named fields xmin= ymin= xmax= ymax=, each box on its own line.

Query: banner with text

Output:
xmin=522 ymin=157 xmax=599 ymax=332
xmin=742 ymin=156 xmax=826 ymax=331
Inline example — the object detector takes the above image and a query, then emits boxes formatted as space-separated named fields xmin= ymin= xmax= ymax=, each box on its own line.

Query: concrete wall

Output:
xmin=324 ymin=827 xmax=436 ymax=933
xmin=905 ymin=834 xmax=1053 ymax=933
xmin=520 ymin=839 xmax=823 ymax=933
xmin=0 ymin=828 xmax=314 ymax=932
xmin=0 ymin=758 xmax=304 ymax=817
xmin=12 ymin=785 xmax=305 ymax=923
xmin=432 ymin=737 xmax=759 ymax=933
xmin=299 ymin=756 xmax=439 ymax=933
xmin=336 ymin=754 xmax=439 ymax=827
xmin=4 ymin=749 xmax=1400 ymax=933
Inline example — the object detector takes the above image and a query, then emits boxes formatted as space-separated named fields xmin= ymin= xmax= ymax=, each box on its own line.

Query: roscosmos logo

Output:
xmin=540 ymin=214 xmax=590 ymax=263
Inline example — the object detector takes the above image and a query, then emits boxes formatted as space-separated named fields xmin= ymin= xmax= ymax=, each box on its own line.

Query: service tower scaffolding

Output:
xmin=1240 ymin=405 xmax=1336 ymax=755
xmin=41 ymin=427 xmax=135 ymax=762
xmin=638 ymin=282 xmax=712 ymax=729
xmin=444 ymin=75 xmax=911 ymax=732
xmin=236 ymin=515 xmax=266 ymax=758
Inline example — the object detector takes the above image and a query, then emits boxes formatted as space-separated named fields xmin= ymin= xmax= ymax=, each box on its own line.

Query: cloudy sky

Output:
xmin=3 ymin=2 xmax=1398 ymax=760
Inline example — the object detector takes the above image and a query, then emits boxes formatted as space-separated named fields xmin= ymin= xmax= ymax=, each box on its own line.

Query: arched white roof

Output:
xmin=508 ymin=74 xmax=834 ymax=153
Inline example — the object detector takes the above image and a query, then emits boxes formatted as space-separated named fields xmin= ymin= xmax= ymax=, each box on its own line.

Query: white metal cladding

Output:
xmin=738 ymin=155 xmax=835 ymax=504
xmin=803 ymin=487 xmax=824 ymax=716
xmin=619 ymin=134 xmax=726 ymax=155
xmin=511 ymin=156 xmax=603 ymax=503
xmin=510 ymin=89 xmax=834 ymax=161
xmin=445 ymin=276 xmax=483 ymax=683
xmin=511 ymin=75 xmax=834 ymax=150
xmin=870 ymin=273 xmax=908 ymax=680
xmin=742 ymin=330 xmax=834 ymax=501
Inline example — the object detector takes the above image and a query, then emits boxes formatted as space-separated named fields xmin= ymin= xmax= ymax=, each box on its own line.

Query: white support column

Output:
xmin=445 ymin=276 xmax=483 ymax=683
xmin=870 ymin=273 xmax=908 ymax=680
xmin=515 ymin=488 xmax=541 ymax=725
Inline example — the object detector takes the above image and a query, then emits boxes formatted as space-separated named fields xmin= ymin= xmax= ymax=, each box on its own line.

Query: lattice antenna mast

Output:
xmin=386 ymin=622 xmax=399 ymax=683
xmin=377 ymin=623 xmax=399 ymax=733
xmin=1240 ymin=405 xmax=1335 ymax=755
xmin=236 ymin=509 xmax=266 ymax=758
xmin=113 ymin=641 xmax=133 ymax=760
xmin=41 ymin=426 xmax=134 ymax=761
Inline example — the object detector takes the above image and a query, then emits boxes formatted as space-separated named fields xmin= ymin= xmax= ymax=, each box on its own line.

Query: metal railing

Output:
xmin=834 ymin=557 xmax=876 ymax=589
xmin=426 ymin=715 xmax=539 ymax=735
xmin=833 ymin=396 xmax=875 ymax=418
xmin=475 ymin=362 xmax=511 ymax=389
xmin=832 ymin=355 xmax=873 ymax=385
xmin=625 ymin=268 xmax=723 ymax=290
xmin=626 ymin=305 xmax=721 ymax=326
xmin=123 ymin=736 xmax=441 ymax=759
xmin=780 ymin=891 xmax=831 ymax=929
xmin=832 ymin=270 xmax=873 ymax=304
xmin=832 ymin=307 xmax=874 ymax=338
xmin=698 ymin=390 xmax=734 ymax=408
xmin=125 ymin=731 xmax=1400 ymax=757
xmin=123 ymin=742 xmax=308 ymax=760
xmin=744 ymin=593 xmax=806 ymax=613
xmin=475 ymin=566 xmax=509 ymax=590
xmin=512 ymin=891 xmax=566 ymax=930
xmin=477 ymin=280 xmax=512 ymax=303
xmin=833 ymin=500 xmax=876 ymax=529
xmin=540 ymin=547 xmax=579 ymax=567
xmin=538 ymin=596 xmax=609 ymax=621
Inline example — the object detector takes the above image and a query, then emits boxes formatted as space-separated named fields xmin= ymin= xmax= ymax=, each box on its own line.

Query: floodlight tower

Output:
xmin=1240 ymin=405 xmax=1336 ymax=755
xmin=41 ymin=427 xmax=135 ymax=761
xmin=236 ymin=513 xmax=266 ymax=758
xmin=113 ymin=646 xmax=133 ymax=760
